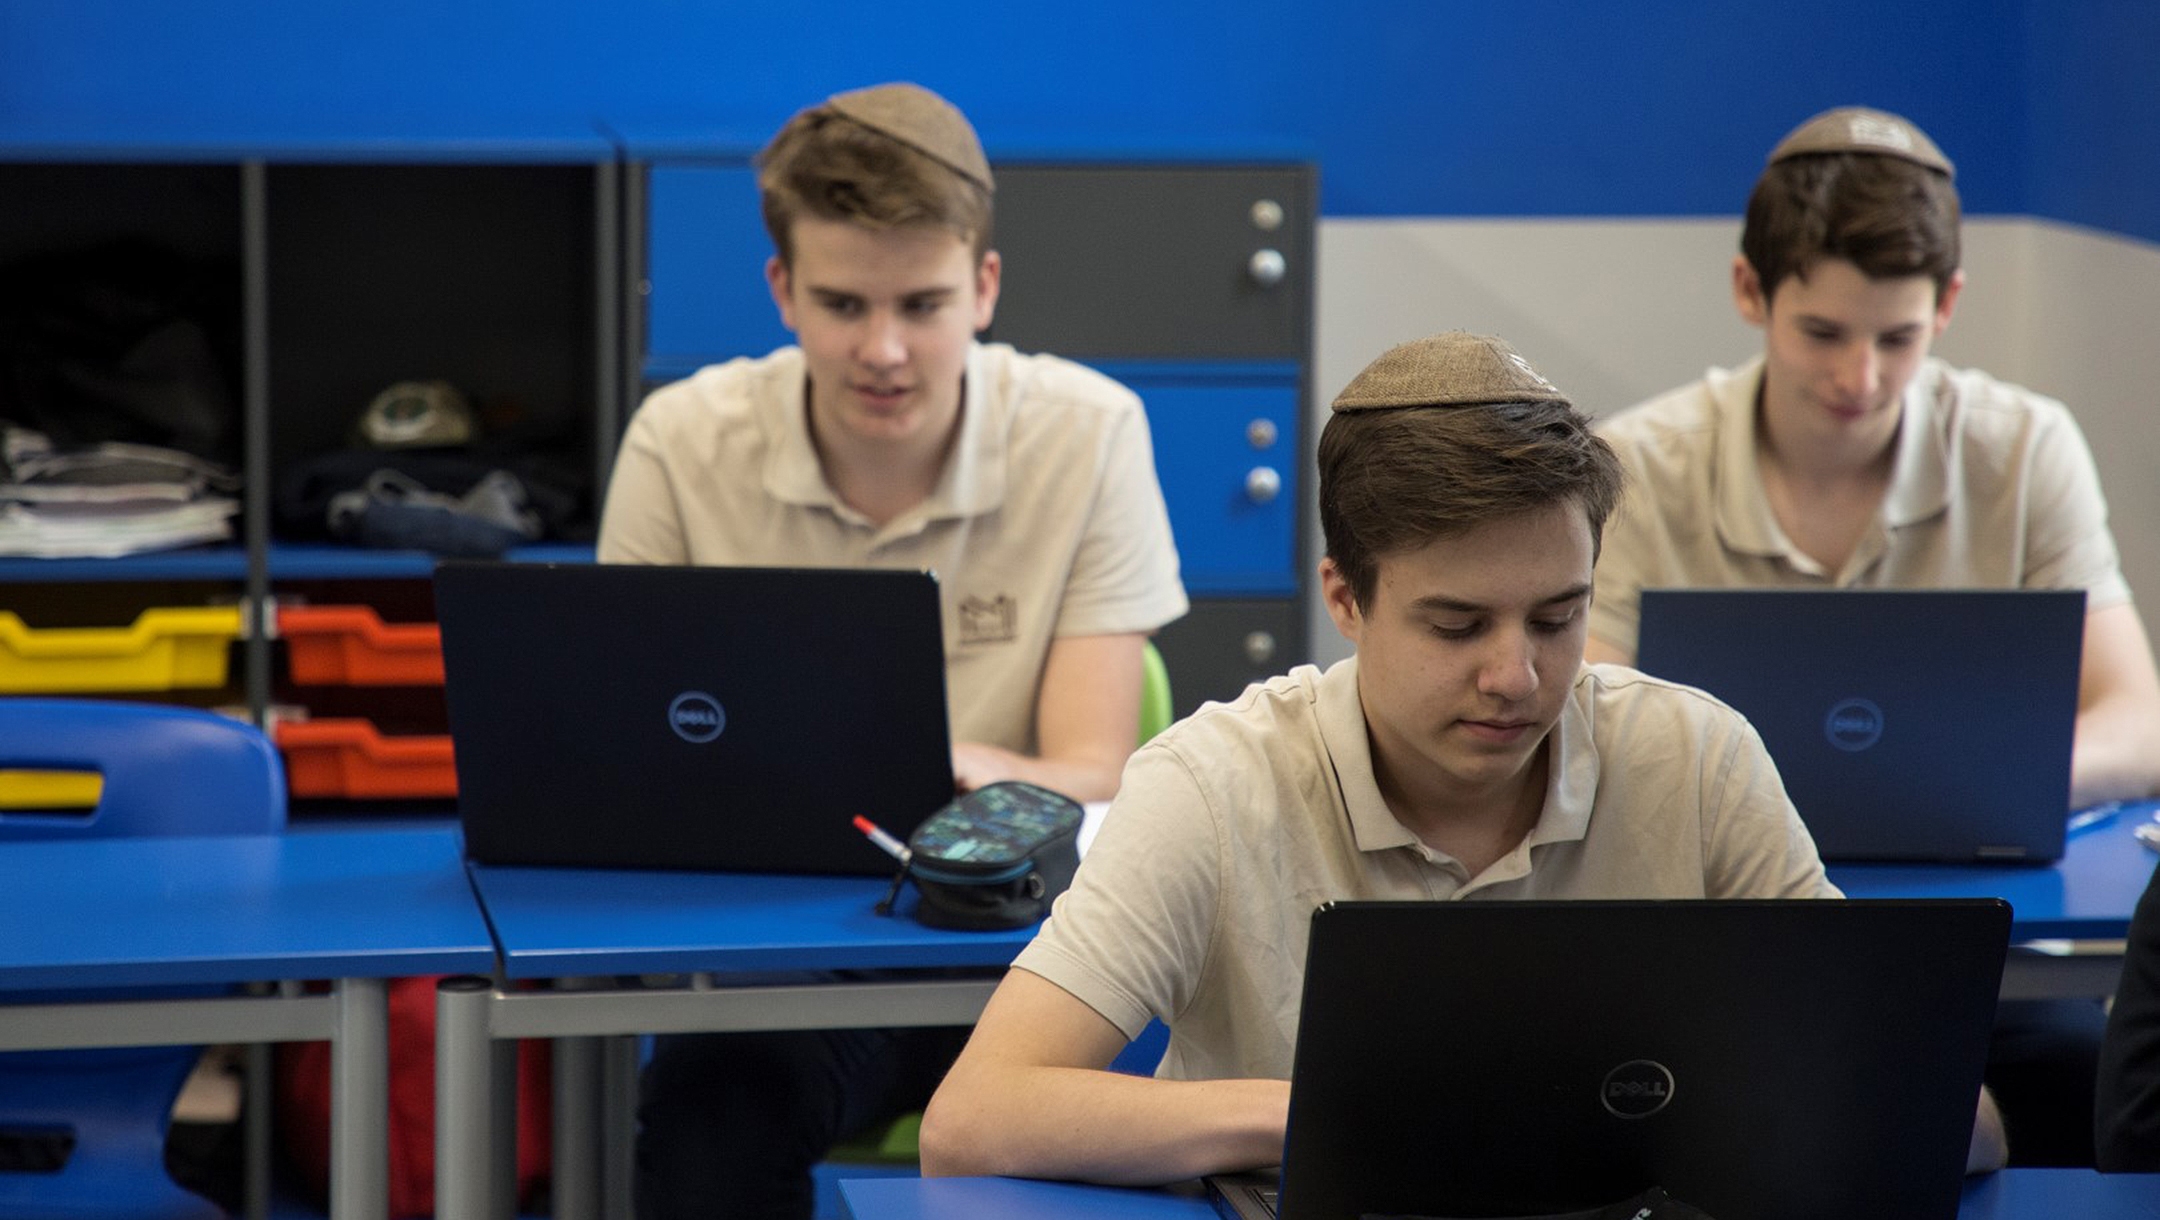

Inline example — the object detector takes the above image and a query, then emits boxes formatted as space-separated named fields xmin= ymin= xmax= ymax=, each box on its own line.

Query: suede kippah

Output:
xmin=1331 ymin=332 xmax=1570 ymax=413
xmin=822 ymin=82 xmax=995 ymax=193
xmin=1767 ymin=106 xmax=1955 ymax=178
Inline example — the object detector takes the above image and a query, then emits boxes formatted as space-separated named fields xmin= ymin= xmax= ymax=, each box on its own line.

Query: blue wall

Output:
xmin=1 ymin=0 xmax=2152 ymax=240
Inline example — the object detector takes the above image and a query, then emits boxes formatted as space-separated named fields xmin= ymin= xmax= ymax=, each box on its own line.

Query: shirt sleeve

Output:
xmin=1051 ymin=397 xmax=1189 ymax=639
xmin=2018 ymin=400 xmax=2132 ymax=610
xmin=1014 ymin=740 xmax=1222 ymax=1038
xmin=595 ymin=401 xmax=691 ymax=566
xmin=1701 ymin=711 xmax=1842 ymax=899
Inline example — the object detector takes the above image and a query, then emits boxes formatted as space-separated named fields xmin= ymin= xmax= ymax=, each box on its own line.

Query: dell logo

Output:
xmin=1823 ymin=697 xmax=1885 ymax=752
xmin=668 ymin=692 xmax=725 ymax=743
xmin=1601 ymin=1060 xmax=1676 ymax=1119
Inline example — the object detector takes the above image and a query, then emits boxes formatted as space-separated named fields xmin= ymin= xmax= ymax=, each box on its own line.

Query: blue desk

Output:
xmin=0 ymin=826 xmax=495 ymax=1220
xmin=838 ymin=1170 xmax=2160 ymax=1220
xmin=435 ymin=865 xmax=1038 ymax=1220
xmin=1831 ymin=804 xmax=2157 ymax=999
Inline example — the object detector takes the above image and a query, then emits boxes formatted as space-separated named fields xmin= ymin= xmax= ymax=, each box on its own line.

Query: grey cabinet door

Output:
xmin=987 ymin=165 xmax=1314 ymax=359
xmin=1155 ymin=598 xmax=1303 ymax=717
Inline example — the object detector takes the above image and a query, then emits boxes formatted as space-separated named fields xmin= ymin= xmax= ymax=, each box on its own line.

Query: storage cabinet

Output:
xmin=0 ymin=141 xmax=620 ymax=811
xmin=633 ymin=155 xmax=1318 ymax=713
xmin=1 ymin=141 xmax=1316 ymax=796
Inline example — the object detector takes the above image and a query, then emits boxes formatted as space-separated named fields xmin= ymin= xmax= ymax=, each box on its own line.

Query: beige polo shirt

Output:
xmin=597 ymin=342 xmax=1188 ymax=754
xmin=1013 ymin=657 xmax=1836 ymax=1083
xmin=1589 ymin=355 xmax=2130 ymax=658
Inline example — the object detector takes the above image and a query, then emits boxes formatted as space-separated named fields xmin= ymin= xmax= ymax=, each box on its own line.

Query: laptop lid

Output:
xmin=434 ymin=561 xmax=956 ymax=875
xmin=1635 ymin=588 xmax=2083 ymax=863
xmin=1250 ymin=899 xmax=2008 ymax=1220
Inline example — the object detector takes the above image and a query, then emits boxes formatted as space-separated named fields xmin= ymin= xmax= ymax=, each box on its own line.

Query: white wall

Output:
xmin=1306 ymin=217 xmax=2160 ymax=666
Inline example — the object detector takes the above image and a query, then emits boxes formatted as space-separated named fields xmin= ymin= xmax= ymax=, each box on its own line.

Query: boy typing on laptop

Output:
xmin=919 ymin=332 xmax=2007 ymax=1185
xmin=1584 ymin=105 xmax=2155 ymax=1167
xmin=598 ymin=82 xmax=1186 ymax=1218
xmin=1583 ymin=107 xmax=2160 ymax=812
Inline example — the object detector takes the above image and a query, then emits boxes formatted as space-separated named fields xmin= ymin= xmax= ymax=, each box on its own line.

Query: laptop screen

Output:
xmin=1262 ymin=899 xmax=2007 ymax=1220
xmin=1635 ymin=588 xmax=2083 ymax=863
xmin=436 ymin=561 xmax=956 ymax=875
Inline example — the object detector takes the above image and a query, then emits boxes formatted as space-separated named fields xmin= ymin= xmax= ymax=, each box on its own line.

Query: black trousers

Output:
xmin=1986 ymin=996 xmax=2107 ymax=1167
xmin=635 ymin=1021 xmax=972 ymax=1220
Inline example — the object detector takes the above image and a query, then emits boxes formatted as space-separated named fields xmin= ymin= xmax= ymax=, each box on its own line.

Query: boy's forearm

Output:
xmin=922 ymin=1066 xmax=1290 ymax=1185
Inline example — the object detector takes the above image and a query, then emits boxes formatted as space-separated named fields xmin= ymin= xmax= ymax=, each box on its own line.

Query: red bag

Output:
xmin=276 ymin=975 xmax=552 ymax=1218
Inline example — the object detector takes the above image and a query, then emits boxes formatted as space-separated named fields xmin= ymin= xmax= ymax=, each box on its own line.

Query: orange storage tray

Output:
xmin=275 ymin=718 xmax=457 ymax=800
xmin=278 ymin=605 xmax=444 ymax=686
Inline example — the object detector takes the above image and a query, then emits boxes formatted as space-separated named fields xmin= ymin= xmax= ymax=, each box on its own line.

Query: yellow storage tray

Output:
xmin=0 ymin=769 xmax=104 ymax=810
xmin=0 ymin=606 xmax=244 ymax=693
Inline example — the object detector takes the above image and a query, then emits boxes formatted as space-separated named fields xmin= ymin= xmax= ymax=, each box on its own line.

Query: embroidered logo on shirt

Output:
xmin=958 ymin=594 xmax=1017 ymax=646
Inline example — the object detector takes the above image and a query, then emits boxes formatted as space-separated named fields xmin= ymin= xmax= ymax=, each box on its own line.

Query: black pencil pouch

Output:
xmin=878 ymin=781 xmax=1084 ymax=930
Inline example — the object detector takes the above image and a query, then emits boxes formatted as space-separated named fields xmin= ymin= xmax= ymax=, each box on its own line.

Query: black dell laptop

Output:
xmin=1635 ymin=588 xmax=2084 ymax=863
xmin=434 ymin=561 xmax=955 ymax=875
xmin=1211 ymin=898 xmax=2008 ymax=1220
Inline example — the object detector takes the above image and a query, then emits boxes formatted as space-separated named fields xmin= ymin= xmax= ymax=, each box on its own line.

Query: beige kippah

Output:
xmin=1767 ymin=106 xmax=1954 ymax=177
xmin=1331 ymin=332 xmax=1570 ymax=413
xmin=822 ymin=82 xmax=995 ymax=193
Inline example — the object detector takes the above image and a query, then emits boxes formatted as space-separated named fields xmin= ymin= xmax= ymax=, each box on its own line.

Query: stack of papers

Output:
xmin=0 ymin=429 xmax=241 ymax=558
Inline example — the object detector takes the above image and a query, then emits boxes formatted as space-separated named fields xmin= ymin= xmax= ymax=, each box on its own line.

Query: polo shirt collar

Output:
xmin=1318 ymin=657 xmax=1597 ymax=858
xmin=756 ymin=342 xmax=1009 ymax=527
xmin=1880 ymin=360 xmax=1951 ymax=527
xmin=1316 ymin=657 xmax=1405 ymax=853
xmin=1705 ymin=358 xmax=1789 ymax=560
xmin=1706 ymin=356 xmax=1952 ymax=564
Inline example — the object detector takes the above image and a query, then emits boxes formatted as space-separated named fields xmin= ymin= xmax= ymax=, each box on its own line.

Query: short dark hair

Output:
xmin=1318 ymin=400 xmax=1625 ymax=610
xmin=757 ymin=107 xmax=994 ymax=267
xmin=1741 ymin=152 xmax=1961 ymax=301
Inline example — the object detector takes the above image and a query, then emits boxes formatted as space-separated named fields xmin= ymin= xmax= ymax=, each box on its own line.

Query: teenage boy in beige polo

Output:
xmin=1585 ymin=107 xmax=2160 ymax=811
xmin=1586 ymin=106 xmax=2150 ymax=1168
xmin=597 ymin=82 xmax=1185 ymax=1219
xmin=919 ymin=332 xmax=2008 ymax=1185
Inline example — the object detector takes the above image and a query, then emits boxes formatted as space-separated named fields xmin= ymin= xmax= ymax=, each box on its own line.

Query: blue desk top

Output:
xmin=0 ymin=827 xmax=495 ymax=990
xmin=1830 ymin=802 xmax=2157 ymax=939
xmin=839 ymin=1170 xmax=2160 ymax=1220
xmin=470 ymin=864 xmax=1040 ymax=980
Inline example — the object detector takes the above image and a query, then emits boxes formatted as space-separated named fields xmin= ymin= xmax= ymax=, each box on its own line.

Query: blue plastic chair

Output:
xmin=0 ymin=698 xmax=287 ymax=1220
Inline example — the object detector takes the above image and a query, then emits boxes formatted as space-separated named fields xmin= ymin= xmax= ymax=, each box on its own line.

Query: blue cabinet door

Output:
xmin=643 ymin=162 xmax=792 ymax=381
xmin=1115 ymin=374 xmax=1299 ymax=598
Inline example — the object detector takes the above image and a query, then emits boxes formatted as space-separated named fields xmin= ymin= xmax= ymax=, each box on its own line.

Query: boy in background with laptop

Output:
xmin=1584 ymin=107 xmax=2156 ymax=1166
xmin=596 ymin=82 xmax=1186 ymax=1219
xmin=1584 ymin=106 xmax=2160 ymax=810
xmin=918 ymin=331 xmax=2008 ymax=1186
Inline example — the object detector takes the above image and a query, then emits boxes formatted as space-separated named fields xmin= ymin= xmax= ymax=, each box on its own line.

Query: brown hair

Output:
xmin=1741 ymin=152 xmax=1961 ymax=301
xmin=1319 ymin=401 xmax=1625 ymax=610
xmin=757 ymin=107 xmax=994 ymax=266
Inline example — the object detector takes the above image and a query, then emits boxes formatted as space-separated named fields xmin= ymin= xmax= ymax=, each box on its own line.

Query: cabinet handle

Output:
xmin=1246 ymin=418 xmax=1278 ymax=450
xmin=1244 ymin=466 xmax=1282 ymax=504
xmin=1243 ymin=631 xmax=1278 ymax=665
xmin=1247 ymin=248 xmax=1287 ymax=288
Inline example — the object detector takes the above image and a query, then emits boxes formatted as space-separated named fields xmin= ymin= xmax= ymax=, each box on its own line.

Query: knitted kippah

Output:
xmin=1331 ymin=332 xmax=1570 ymax=413
xmin=822 ymin=82 xmax=995 ymax=193
xmin=1766 ymin=107 xmax=1954 ymax=178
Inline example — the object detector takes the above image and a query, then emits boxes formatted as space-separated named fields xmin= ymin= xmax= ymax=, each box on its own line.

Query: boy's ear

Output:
xmin=767 ymin=255 xmax=798 ymax=332
xmin=1932 ymin=268 xmax=1966 ymax=337
xmin=1730 ymin=255 xmax=1770 ymax=329
xmin=1319 ymin=558 xmax=1364 ymax=644
xmin=971 ymin=249 xmax=1002 ymax=333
